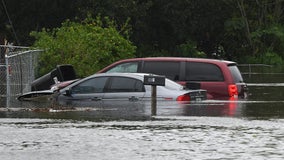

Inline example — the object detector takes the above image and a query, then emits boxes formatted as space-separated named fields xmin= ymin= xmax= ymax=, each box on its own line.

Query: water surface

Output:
xmin=0 ymin=117 xmax=283 ymax=160
xmin=0 ymin=66 xmax=283 ymax=159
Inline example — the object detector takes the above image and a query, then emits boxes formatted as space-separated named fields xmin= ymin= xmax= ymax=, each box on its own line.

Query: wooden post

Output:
xmin=143 ymin=75 xmax=165 ymax=117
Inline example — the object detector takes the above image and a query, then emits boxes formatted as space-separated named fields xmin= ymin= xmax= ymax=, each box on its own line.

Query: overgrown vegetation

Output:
xmin=31 ymin=16 xmax=136 ymax=77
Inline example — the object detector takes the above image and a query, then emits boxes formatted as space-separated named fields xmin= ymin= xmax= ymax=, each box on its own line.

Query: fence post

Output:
xmin=249 ymin=64 xmax=251 ymax=78
xmin=4 ymin=46 xmax=10 ymax=107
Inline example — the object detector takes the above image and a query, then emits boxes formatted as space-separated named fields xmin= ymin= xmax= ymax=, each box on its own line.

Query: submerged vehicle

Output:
xmin=54 ymin=73 xmax=207 ymax=107
xmin=98 ymin=57 xmax=248 ymax=100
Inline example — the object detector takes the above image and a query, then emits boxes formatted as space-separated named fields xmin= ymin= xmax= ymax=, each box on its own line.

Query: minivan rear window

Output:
xmin=228 ymin=65 xmax=244 ymax=83
xmin=143 ymin=61 xmax=180 ymax=80
xmin=185 ymin=62 xmax=224 ymax=81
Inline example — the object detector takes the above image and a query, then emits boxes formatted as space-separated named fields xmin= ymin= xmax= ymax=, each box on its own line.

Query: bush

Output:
xmin=262 ymin=51 xmax=283 ymax=65
xmin=241 ymin=51 xmax=283 ymax=65
xmin=31 ymin=16 xmax=136 ymax=77
xmin=176 ymin=41 xmax=206 ymax=58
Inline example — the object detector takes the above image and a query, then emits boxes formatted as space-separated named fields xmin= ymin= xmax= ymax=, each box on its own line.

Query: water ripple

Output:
xmin=0 ymin=117 xmax=283 ymax=160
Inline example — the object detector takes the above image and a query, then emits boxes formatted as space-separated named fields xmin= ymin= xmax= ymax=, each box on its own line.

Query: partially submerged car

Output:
xmin=17 ymin=64 xmax=78 ymax=101
xmin=98 ymin=57 xmax=248 ymax=100
xmin=17 ymin=90 xmax=54 ymax=102
xmin=31 ymin=64 xmax=77 ymax=91
xmin=54 ymin=73 xmax=207 ymax=106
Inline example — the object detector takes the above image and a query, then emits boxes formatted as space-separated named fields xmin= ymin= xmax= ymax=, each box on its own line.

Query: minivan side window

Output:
xmin=106 ymin=62 xmax=138 ymax=73
xmin=185 ymin=62 xmax=224 ymax=81
xmin=143 ymin=61 xmax=180 ymax=80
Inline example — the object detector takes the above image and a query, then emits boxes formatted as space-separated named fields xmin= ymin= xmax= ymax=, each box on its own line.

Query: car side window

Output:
xmin=185 ymin=62 xmax=224 ymax=81
xmin=106 ymin=62 xmax=138 ymax=73
xmin=106 ymin=77 xmax=144 ymax=92
xmin=143 ymin=61 xmax=180 ymax=80
xmin=71 ymin=77 xmax=108 ymax=94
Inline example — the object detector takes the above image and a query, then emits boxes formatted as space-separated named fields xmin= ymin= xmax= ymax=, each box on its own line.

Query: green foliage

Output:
xmin=224 ymin=17 xmax=249 ymax=56
xmin=251 ymin=25 xmax=284 ymax=58
xmin=30 ymin=16 xmax=136 ymax=77
xmin=241 ymin=51 xmax=283 ymax=65
xmin=176 ymin=41 xmax=206 ymax=58
xmin=3 ymin=0 xmax=284 ymax=64
xmin=262 ymin=51 xmax=283 ymax=65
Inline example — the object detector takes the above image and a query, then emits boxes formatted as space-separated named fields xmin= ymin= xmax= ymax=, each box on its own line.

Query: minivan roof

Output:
xmin=114 ymin=57 xmax=236 ymax=65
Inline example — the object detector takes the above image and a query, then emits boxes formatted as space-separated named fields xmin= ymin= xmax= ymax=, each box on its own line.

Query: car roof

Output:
xmin=90 ymin=72 xmax=157 ymax=81
xmin=111 ymin=57 xmax=237 ymax=66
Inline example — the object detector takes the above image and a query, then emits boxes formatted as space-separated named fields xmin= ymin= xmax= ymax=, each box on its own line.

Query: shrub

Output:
xmin=31 ymin=16 xmax=136 ymax=77
xmin=176 ymin=41 xmax=206 ymax=58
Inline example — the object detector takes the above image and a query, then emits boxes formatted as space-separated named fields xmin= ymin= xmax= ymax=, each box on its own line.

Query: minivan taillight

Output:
xmin=228 ymin=84 xmax=238 ymax=97
xmin=176 ymin=95 xmax=191 ymax=101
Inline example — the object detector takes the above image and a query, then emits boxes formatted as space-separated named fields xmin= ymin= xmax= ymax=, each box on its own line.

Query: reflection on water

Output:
xmin=1 ymin=96 xmax=284 ymax=120
xmin=1 ymin=82 xmax=284 ymax=120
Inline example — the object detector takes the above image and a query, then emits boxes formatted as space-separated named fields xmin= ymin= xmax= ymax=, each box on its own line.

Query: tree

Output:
xmin=31 ymin=16 xmax=136 ymax=77
xmin=0 ymin=0 xmax=80 ymax=45
xmin=1 ymin=1 xmax=284 ymax=64
xmin=224 ymin=0 xmax=284 ymax=64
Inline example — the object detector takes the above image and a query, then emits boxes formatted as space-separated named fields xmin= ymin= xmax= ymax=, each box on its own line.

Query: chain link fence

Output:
xmin=0 ymin=45 xmax=42 ymax=107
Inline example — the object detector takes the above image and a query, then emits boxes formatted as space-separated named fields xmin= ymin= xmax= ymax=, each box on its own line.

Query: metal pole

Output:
xmin=5 ymin=52 xmax=10 ymax=107
xmin=151 ymin=85 xmax=157 ymax=116
xmin=249 ymin=64 xmax=251 ymax=78
xmin=29 ymin=52 xmax=33 ymax=92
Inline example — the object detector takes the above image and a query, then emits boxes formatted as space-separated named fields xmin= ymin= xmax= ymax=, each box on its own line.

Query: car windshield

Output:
xmin=229 ymin=65 xmax=244 ymax=83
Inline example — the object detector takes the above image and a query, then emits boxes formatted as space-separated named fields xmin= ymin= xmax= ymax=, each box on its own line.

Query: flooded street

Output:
xmin=0 ymin=66 xmax=283 ymax=160
xmin=0 ymin=117 xmax=283 ymax=160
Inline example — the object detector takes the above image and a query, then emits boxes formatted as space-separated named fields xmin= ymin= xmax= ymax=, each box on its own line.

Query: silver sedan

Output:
xmin=54 ymin=73 xmax=207 ymax=107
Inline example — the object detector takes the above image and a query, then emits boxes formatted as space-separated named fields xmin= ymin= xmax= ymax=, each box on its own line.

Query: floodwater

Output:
xmin=0 ymin=66 xmax=283 ymax=160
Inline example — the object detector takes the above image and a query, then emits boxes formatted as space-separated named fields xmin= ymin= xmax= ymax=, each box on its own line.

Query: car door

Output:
xmin=102 ymin=76 xmax=146 ymax=105
xmin=59 ymin=76 xmax=108 ymax=107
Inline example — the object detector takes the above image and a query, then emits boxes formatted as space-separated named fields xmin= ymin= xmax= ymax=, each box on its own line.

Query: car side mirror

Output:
xmin=64 ymin=89 xmax=72 ymax=96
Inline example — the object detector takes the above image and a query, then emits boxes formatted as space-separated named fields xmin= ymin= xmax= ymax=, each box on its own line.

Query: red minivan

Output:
xmin=97 ymin=57 xmax=248 ymax=100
